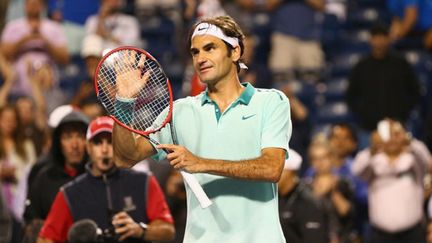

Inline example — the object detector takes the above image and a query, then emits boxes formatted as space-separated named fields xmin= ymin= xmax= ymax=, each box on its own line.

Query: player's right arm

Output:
xmin=112 ymin=51 xmax=155 ymax=168
xmin=112 ymin=123 xmax=156 ymax=168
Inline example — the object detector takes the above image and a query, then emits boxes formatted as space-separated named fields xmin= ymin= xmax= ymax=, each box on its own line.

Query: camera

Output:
xmin=67 ymin=219 xmax=122 ymax=243
xmin=98 ymin=226 xmax=120 ymax=243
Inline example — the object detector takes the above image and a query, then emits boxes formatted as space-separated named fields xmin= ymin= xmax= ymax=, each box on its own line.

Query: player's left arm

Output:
xmin=159 ymin=146 xmax=286 ymax=183
xmin=159 ymin=91 xmax=291 ymax=183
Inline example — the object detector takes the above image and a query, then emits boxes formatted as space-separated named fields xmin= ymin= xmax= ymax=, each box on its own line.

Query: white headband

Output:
xmin=192 ymin=23 xmax=248 ymax=69
xmin=192 ymin=23 xmax=239 ymax=47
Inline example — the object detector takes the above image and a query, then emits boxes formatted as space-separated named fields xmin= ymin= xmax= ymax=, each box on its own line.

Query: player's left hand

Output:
xmin=157 ymin=144 xmax=203 ymax=173
xmin=112 ymin=211 xmax=143 ymax=241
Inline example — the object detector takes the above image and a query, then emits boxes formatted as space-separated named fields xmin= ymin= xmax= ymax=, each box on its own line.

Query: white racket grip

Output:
xmin=180 ymin=171 xmax=212 ymax=208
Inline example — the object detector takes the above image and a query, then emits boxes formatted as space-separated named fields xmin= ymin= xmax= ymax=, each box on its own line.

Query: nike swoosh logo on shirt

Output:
xmin=242 ymin=114 xmax=256 ymax=120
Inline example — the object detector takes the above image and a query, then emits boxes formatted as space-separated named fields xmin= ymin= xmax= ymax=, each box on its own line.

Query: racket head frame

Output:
xmin=94 ymin=46 xmax=174 ymax=136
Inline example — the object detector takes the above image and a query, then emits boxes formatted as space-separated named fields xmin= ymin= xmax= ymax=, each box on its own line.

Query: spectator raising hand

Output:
xmin=0 ymin=54 xmax=15 ymax=107
xmin=0 ymin=0 xmax=69 ymax=97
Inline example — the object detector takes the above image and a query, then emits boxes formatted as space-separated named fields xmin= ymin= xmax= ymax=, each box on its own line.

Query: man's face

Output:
xmin=60 ymin=127 xmax=86 ymax=167
xmin=16 ymin=98 xmax=34 ymax=125
xmin=329 ymin=126 xmax=357 ymax=159
xmin=190 ymin=35 xmax=239 ymax=85
xmin=384 ymin=121 xmax=407 ymax=155
xmin=25 ymin=0 xmax=44 ymax=18
xmin=309 ymin=146 xmax=333 ymax=174
xmin=87 ymin=133 xmax=114 ymax=173
xmin=0 ymin=108 xmax=17 ymax=136
xmin=370 ymin=34 xmax=390 ymax=55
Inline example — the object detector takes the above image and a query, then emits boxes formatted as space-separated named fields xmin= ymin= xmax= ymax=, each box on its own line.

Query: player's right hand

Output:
xmin=115 ymin=50 xmax=150 ymax=99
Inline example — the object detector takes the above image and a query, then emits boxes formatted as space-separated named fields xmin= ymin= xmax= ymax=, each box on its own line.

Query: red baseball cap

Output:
xmin=86 ymin=116 xmax=114 ymax=140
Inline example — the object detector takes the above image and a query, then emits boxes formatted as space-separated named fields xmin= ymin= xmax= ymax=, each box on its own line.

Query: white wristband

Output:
xmin=115 ymin=94 xmax=137 ymax=103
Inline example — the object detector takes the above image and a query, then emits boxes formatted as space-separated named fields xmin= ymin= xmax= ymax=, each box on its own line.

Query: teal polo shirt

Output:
xmin=151 ymin=83 xmax=291 ymax=243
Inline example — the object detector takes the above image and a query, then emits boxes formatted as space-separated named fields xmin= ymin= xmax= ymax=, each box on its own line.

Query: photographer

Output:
xmin=37 ymin=116 xmax=175 ymax=243
xmin=352 ymin=119 xmax=431 ymax=243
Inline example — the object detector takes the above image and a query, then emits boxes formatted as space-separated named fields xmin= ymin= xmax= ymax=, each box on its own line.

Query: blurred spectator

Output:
xmin=425 ymin=107 xmax=432 ymax=152
xmin=38 ymin=116 xmax=175 ymax=243
xmin=278 ymin=149 xmax=330 ymax=243
xmin=281 ymin=83 xmax=311 ymax=173
xmin=46 ymin=0 xmax=100 ymax=25
xmin=0 ymin=183 xmax=12 ymax=243
xmin=0 ymin=0 xmax=8 ymax=33
xmin=15 ymin=96 xmax=48 ymax=157
xmin=0 ymin=104 xmax=36 ymax=242
xmin=165 ymin=170 xmax=187 ymax=243
xmin=23 ymin=106 xmax=89 ymax=230
xmin=346 ymin=24 xmax=420 ymax=148
xmin=30 ymin=63 xmax=68 ymax=114
xmin=136 ymin=0 xmax=180 ymax=13
xmin=428 ymin=196 xmax=432 ymax=243
xmin=387 ymin=0 xmax=432 ymax=49
xmin=84 ymin=0 xmax=141 ymax=52
xmin=70 ymin=34 xmax=105 ymax=120
xmin=388 ymin=0 xmax=418 ymax=41
xmin=196 ymin=0 xmax=226 ymax=19
xmin=305 ymin=124 xmax=368 ymax=239
xmin=269 ymin=0 xmax=325 ymax=83
xmin=305 ymin=135 xmax=356 ymax=243
xmin=0 ymin=53 xmax=16 ymax=107
xmin=325 ymin=0 xmax=346 ymax=22
xmin=327 ymin=123 xmax=370 ymax=239
xmin=0 ymin=0 xmax=69 ymax=98
xmin=352 ymin=119 xmax=431 ymax=243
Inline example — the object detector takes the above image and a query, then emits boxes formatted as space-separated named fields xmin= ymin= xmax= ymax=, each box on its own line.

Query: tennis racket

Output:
xmin=94 ymin=46 xmax=212 ymax=208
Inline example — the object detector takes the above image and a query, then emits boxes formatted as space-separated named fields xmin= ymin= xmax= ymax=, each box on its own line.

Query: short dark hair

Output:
xmin=329 ymin=122 xmax=358 ymax=143
xmin=370 ymin=23 xmax=389 ymax=36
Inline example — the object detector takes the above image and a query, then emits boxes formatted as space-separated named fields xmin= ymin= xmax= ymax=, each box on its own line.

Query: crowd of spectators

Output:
xmin=0 ymin=0 xmax=432 ymax=243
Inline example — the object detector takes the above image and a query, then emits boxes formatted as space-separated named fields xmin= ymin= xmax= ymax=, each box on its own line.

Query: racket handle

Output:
xmin=180 ymin=171 xmax=212 ymax=208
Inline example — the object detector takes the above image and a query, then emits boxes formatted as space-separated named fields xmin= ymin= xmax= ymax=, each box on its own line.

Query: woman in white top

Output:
xmin=0 ymin=104 xmax=36 ymax=222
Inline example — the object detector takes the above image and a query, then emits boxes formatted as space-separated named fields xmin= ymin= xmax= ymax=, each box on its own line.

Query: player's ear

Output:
xmin=231 ymin=45 xmax=241 ymax=62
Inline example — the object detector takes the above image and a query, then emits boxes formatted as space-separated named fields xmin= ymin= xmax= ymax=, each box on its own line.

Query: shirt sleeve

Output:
xmin=261 ymin=90 xmax=292 ymax=157
xmin=351 ymin=149 xmax=374 ymax=182
xmin=1 ymin=20 xmax=21 ymax=43
xmin=39 ymin=191 xmax=73 ymax=243
xmin=46 ymin=21 xmax=67 ymax=47
xmin=146 ymin=176 xmax=174 ymax=224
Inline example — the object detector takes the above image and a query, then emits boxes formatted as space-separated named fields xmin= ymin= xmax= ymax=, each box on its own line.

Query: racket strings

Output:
xmin=96 ymin=49 xmax=170 ymax=132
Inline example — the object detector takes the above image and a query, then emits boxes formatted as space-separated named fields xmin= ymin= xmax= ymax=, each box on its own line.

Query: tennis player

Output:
xmin=113 ymin=15 xmax=292 ymax=243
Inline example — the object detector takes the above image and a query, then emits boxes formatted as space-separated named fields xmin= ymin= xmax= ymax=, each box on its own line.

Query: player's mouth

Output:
xmin=199 ymin=66 xmax=212 ymax=73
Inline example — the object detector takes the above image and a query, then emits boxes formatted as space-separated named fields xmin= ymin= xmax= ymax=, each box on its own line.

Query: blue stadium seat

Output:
xmin=322 ymin=13 xmax=342 ymax=58
xmin=250 ymin=12 xmax=271 ymax=66
xmin=140 ymin=15 xmax=178 ymax=62
xmin=329 ymin=51 xmax=363 ymax=77
xmin=318 ymin=78 xmax=349 ymax=101
xmin=403 ymin=49 xmax=432 ymax=73
xmin=339 ymin=29 xmax=370 ymax=53
xmin=314 ymin=99 xmax=354 ymax=123
xmin=394 ymin=35 xmax=424 ymax=50
xmin=59 ymin=55 xmax=87 ymax=95
xmin=350 ymin=0 xmax=387 ymax=10
xmin=346 ymin=8 xmax=382 ymax=28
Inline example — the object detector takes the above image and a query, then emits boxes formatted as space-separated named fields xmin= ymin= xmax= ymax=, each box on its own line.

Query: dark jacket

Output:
xmin=24 ymin=111 xmax=89 ymax=222
xmin=279 ymin=183 xmax=330 ymax=243
xmin=347 ymin=53 xmax=420 ymax=130
xmin=63 ymin=164 xmax=151 ymax=243
xmin=0 ymin=185 xmax=11 ymax=243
